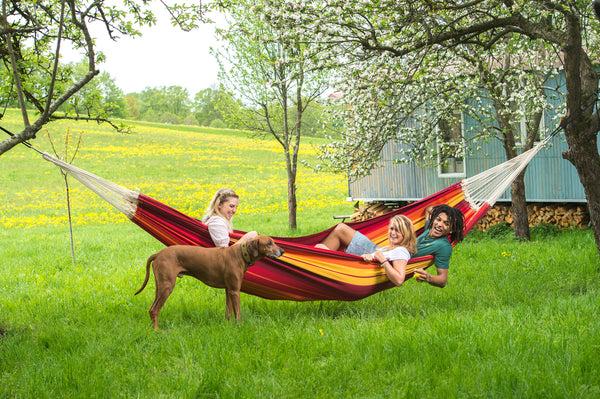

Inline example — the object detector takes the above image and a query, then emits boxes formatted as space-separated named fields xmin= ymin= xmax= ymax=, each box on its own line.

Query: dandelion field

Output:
xmin=1 ymin=110 xmax=599 ymax=398
xmin=0 ymin=112 xmax=349 ymax=233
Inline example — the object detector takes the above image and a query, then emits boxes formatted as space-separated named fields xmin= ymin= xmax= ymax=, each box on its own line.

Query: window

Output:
xmin=437 ymin=113 xmax=465 ymax=177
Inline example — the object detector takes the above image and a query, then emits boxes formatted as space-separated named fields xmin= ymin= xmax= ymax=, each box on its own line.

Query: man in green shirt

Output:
xmin=413 ymin=204 xmax=465 ymax=288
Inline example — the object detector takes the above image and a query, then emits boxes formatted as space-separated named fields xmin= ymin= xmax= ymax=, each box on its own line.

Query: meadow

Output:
xmin=1 ymin=110 xmax=599 ymax=398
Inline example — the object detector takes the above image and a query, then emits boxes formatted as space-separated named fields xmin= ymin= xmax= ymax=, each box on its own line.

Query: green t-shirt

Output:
xmin=415 ymin=227 xmax=453 ymax=269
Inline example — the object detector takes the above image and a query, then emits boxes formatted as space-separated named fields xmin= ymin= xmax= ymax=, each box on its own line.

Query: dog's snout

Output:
xmin=277 ymin=248 xmax=285 ymax=257
xmin=267 ymin=245 xmax=285 ymax=259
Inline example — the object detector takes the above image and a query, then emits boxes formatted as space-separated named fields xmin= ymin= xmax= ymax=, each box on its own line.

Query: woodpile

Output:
xmin=350 ymin=202 xmax=393 ymax=222
xmin=476 ymin=203 xmax=589 ymax=231
xmin=348 ymin=201 xmax=590 ymax=230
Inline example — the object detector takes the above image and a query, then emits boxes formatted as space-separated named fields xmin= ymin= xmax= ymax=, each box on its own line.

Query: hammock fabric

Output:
xmin=130 ymin=186 xmax=489 ymax=301
xmin=39 ymin=135 xmax=551 ymax=302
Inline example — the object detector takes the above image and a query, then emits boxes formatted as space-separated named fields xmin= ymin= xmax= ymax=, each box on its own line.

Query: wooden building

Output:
xmin=347 ymin=71 xmax=594 ymax=205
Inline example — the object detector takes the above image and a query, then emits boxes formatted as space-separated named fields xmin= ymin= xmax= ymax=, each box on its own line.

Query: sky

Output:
xmin=84 ymin=11 xmax=222 ymax=96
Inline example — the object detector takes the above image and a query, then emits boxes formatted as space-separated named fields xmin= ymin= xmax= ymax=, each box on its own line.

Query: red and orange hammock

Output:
xmin=39 ymin=137 xmax=549 ymax=301
xmin=131 ymin=185 xmax=488 ymax=301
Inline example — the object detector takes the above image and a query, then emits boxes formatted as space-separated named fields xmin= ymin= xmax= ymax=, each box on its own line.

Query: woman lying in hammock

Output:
xmin=316 ymin=214 xmax=417 ymax=287
xmin=317 ymin=204 xmax=465 ymax=288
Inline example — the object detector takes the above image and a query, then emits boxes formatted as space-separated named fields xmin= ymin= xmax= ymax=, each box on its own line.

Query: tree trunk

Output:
xmin=561 ymin=17 xmax=600 ymax=257
xmin=563 ymin=134 xmax=600 ymax=257
xmin=510 ymin=171 xmax=530 ymax=240
xmin=287 ymin=164 xmax=297 ymax=230
xmin=286 ymin=65 xmax=304 ymax=231
xmin=493 ymin=97 xmax=531 ymax=241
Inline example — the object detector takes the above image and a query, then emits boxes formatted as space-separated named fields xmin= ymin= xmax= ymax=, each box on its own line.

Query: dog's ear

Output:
xmin=247 ymin=238 xmax=260 ymax=258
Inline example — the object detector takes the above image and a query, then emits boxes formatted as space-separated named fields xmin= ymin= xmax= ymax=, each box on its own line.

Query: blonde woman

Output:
xmin=202 ymin=188 xmax=257 ymax=247
xmin=316 ymin=215 xmax=417 ymax=287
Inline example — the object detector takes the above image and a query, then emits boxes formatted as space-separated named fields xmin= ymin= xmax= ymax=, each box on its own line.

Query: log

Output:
xmin=352 ymin=202 xmax=589 ymax=230
xmin=475 ymin=203 xmax=590 ymax=231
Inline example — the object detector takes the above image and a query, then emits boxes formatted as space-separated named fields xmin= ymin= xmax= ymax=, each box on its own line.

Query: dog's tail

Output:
xmin=135 ymin=253 xmax=157 ymax=295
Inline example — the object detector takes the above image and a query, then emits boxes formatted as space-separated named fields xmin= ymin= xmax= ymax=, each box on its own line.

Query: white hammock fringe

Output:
xmin=41 ymin=133 xmax=552 ymax=219
xmin=462 ymin=137 xmax=552 ymax=210
xmin=42 ymin=153 xmax=139 ymax=218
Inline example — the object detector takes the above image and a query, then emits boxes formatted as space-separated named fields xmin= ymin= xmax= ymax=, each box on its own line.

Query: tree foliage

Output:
xmin=212 ymin=0 xmax=330 ymax=229
xmin=64 ymin=60 xmax=127 ymax=119
xmin=0 ymin=0 xmax=207 ymax=155
xmin=192 ymin=85 xmax=240 ymax=128
xmin=265 ymin=0 xmax=600 ymax=254
xmin=138 ymin=86 xmax=193 ymax=124
xmin=264 ymin=0 xmax=594 ymax=175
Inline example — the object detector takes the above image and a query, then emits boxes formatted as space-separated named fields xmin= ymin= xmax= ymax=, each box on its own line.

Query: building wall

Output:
xmin=348 ymin=73 xmax=595 ymax=203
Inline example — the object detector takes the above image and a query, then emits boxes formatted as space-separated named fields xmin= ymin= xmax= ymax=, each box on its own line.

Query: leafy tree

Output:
xmin=0 ymin=0 xmax=206 ymax=155
xmin=287 ymin=100 xmax=342 ymax=138
xmin=193 ymin=85 xmax=225 ymax=126
xmin=124 ymin=94 xmax=141 ymax=120
xmin=214 ymin=90 xmax=245 ymax=130
xmin=213 ymin=0 xmax=329 ymax=230
xmin=138 ymin=86 xmax=192 ymax=124
xmin=315 ymin=37 xmax=561 ymax=240
xmin=64 ymin=60 xmax=127 ymax=119
xmin=267 ymin=0 xmax=600 ymax=253
xmin=192 ymin=85 xmax=243 ymax=128
xmin=123 ymin=88 xmax=196 ymax=123
xmin=458 ymin=40 xmax=562 ymax=240
xmin=98 ymin=72 xmax=127 ymax=119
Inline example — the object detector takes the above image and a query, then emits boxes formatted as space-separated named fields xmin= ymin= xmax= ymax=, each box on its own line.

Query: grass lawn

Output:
xmin=1 ymin=110 xmax=599 ymax=398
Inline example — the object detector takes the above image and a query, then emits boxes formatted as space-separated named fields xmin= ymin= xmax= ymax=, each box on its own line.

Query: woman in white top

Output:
xmin=315 ymin=215 xmax=417 ymax=287
xmin=202 ymin=188 xmax=257 ymax=247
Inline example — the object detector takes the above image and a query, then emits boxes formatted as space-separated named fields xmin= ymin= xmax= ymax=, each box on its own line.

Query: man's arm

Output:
xmin=414 ymin=267 xmax=448 ymax=288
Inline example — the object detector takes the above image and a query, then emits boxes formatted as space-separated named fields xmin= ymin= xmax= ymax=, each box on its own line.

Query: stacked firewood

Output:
xmin=476 ymin=203 xmax=589 ymax=231
xmin=348 ymin=201 xmax=589 ymax=230
xmin=350 ymin=202 xmax=393 ymax=222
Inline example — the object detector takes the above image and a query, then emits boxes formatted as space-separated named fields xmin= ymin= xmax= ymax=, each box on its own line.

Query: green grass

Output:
xmin=1 ymin=109 xmax=599 ymax=398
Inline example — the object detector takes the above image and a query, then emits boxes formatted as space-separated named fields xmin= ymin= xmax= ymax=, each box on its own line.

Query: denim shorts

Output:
xmin=345 ymin=231 xmax=378 ymax=256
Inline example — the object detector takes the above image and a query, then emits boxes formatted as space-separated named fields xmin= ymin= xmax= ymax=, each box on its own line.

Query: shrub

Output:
xmin=485 ymin=222 xmax=513 ymax=239
xmin=160 ymin=112 xmax=182 ymax=125
xmin=183 ymin=115 xmax=198 ymax=126
xmin=530 ymin=222 xmax=561 ymax=239
xmin=209 ymin=118 xmax=227 ymax=129
xmin=463 ymin=229 xmax=486 ymax=242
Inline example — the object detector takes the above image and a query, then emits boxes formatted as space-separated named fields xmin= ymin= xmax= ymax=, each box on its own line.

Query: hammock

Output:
xmin=38 ymin=136 xmax=552 ymax=301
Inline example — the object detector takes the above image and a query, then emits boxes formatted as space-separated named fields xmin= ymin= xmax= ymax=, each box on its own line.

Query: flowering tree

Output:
xmin=452 ymin=39 xmax=563 ymax=240
xmin=212 ymin=0 xmax=329 ymax=229
xmin=265 ymin=0 xmax=600 ymax=252
xmin=0 ymin=0 xmax=206 ymax=155
xmin=310 ymin=40 xmax=562 ymax=240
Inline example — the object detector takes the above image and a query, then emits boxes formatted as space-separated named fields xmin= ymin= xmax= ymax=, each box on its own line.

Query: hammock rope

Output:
xmin=41 ymin=152 xmax=139 ymax=218
xmin=38 ymin=136 xmax=553 ymax=218
xmin=462 ymin=133 xmax=556 ymax=209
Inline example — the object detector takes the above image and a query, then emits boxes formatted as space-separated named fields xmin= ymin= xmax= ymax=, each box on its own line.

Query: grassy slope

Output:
xmin=0 ymin=110 xmax=599 ymax=398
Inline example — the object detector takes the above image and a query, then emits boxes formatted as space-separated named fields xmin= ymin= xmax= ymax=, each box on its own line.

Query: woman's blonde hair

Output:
xmin=389 ymin=214 xmax=417 ymax=255
xmin=202 ymin=188 xmax=239 ymax=231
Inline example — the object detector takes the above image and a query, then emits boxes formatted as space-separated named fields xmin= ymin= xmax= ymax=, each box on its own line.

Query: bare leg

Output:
xmin=315 ymin=223 xmax=357 ymax=251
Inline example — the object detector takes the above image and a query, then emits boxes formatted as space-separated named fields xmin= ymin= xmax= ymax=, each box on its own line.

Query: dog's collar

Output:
xmin=240 ymin=241 xmax=254 ymax=266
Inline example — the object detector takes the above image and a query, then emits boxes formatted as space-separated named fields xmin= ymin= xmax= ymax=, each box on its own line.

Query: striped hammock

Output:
xmin=40 ymin=137 xmax=551 ymax=301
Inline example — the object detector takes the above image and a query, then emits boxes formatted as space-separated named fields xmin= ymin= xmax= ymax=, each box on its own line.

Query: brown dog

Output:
xmin=135 ymin=235 xmax=285 ymax=328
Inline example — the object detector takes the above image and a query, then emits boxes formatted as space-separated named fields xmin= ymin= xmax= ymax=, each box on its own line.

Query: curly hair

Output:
xmin=429 ymin=204 xmax=465 ymax=243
